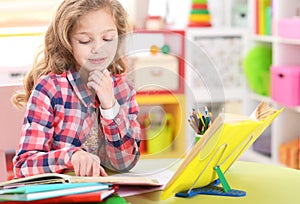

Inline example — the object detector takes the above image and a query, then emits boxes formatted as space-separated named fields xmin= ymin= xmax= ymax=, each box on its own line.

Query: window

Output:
xmin=0 ymin=0 xmax=62 ymax=28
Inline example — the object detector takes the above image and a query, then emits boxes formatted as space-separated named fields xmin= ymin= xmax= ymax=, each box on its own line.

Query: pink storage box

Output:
xmin=278 ymin=18 xmax=300 ymax=39
xmin=271 ymin=66 xmax=300 ymax=107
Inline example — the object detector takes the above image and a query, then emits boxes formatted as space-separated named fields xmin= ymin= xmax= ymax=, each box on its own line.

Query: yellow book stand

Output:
xmin=161 ymin=104 xmax=282 ymax=199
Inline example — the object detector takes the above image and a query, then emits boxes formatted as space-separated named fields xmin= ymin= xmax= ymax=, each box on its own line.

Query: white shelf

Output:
xmin=246 ymin=0 xmax=300 ymax=168
xmin=251 ymin=34 xmax=300 ymax=45
xmin=251 ymin=34 xmax=275 ymax=43
xmin=186 ymin=27 xmax=246 ymax=38
xmin=276 ymin=37 xmax=300 ymax=45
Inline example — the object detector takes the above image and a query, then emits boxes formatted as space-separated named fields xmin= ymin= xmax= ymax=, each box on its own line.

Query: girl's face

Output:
xmin=70 ymin=8 xmax=118 ymax=72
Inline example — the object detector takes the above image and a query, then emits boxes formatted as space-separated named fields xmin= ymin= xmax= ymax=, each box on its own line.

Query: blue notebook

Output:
xmin=0 ymin=182 xmax=110 ymax=201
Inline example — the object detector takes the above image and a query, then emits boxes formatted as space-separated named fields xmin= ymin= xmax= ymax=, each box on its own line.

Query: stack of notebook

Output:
xmin=0 ymin=172 xmax=161 ymax=203
xmin=0 ymin=182 xmax=117 ymax=203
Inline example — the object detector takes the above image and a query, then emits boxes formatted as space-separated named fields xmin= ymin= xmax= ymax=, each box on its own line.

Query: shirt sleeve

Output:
xmin=99 ymin=100 xmax=120 ymax=120
xmin=13 ymin=79 xmax=80 ymax=178
xmin=99 ymin=75 xmax=141 ymax=172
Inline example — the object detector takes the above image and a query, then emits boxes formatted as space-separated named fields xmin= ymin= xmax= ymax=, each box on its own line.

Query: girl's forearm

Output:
xmin=13 ymin=146 xmax=80 ymax=178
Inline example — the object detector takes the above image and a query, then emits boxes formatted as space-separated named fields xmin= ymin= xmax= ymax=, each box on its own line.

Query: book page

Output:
xmin=250 ymin=101 xmax=278 ymax=120
xmin=0 ymin=173 xmax=70 ymax=188
xmin=0 ymin=172 xmax=161 ymax=188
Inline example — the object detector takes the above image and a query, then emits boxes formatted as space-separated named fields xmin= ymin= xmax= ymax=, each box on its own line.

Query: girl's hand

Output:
xmin=71 ymin=150 xmax=107 ymax=176
xmin=87 ymin=69 xmax=116 ymax=109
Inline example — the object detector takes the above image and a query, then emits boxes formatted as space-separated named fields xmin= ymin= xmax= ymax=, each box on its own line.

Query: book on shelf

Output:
xmin=0 ymin=182 xmax=113 ymax=202
xmin=255 ymin=0 xmax=272 ymax=35
xmin=160 ymin=101 xmax=282 ymax=199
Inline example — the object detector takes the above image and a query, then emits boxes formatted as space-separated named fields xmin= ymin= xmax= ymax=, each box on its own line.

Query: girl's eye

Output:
xmin=103 ymin=38 xmax=113 ymax=42
xmin=79 ymin=40 xmax=90 ymax=44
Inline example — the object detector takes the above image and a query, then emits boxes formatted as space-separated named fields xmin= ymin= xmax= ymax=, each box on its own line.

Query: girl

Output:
xmin=12 ymin=0 xmax=141 ymax=178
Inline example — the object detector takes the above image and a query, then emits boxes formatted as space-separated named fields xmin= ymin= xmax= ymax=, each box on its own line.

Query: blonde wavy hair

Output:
xmin=13 ymin=0 xmax=129 ymax=108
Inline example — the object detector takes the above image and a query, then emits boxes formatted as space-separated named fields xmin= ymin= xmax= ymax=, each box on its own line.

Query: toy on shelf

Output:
xmin=188 ymin=0 xmax=212 ymax=27
xmin=150 ymin=44 xmax=171 ymax=55
xmin=243 ymin=44 xmax=272 ymax=96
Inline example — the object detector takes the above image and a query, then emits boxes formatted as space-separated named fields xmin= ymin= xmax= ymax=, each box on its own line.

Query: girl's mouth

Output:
xmin=88 ymin=57 xmax=107 ymax=64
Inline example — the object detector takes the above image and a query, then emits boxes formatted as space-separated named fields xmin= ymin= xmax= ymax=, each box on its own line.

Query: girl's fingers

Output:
xmin=88 ymin=71 xmax=102 ymax=82
xmin=72 ymin=150 xmax=101 ymax=176
xmin=89 ymin=69 xmax=107 ymax=81
xmin=100 ymin=166 xmax=108 ymax=176
xmin=73 ymin=161 xmax=80 ymax=176
xmin=92 ymin=161 xmax=101 ymax=176
xmin=79 ymin=158 xmax=88 ymax=176
xmin=102 ymin=68 xmax=110 ymax=78
xmin=87 ymin=80 xmax=98 ymax=91
xmin=90 ymin=154 xmax=101 ymax=176
xmin=90 ymin=154 xmax=107 ymax=177
xmin=87 ymin=69 xmax=111 ymax=92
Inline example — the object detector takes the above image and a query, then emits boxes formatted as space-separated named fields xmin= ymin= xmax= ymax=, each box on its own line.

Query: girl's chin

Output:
xmin=81 ymin=65 xmax=106 ymax=72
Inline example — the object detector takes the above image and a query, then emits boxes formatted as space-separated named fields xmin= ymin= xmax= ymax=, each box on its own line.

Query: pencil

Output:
xmin=188 ymin=119 xmax=199 ymax=134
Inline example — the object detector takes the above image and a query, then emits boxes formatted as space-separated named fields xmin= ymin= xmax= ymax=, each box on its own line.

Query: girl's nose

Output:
xmin=91 ymin=40 xmax=104 ymax=54
xmin=91 ymin=48 xmax=97 ymax=54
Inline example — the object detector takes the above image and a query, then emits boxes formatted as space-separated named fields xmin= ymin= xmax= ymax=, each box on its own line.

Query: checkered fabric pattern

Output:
xmin=83 ymin=108 xmax=100 ymax=155
xmin=13 ymin=70 xmax=141 ymax=178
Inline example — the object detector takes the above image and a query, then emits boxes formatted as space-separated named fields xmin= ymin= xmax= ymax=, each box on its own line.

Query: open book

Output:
xmin=160 ymin=101 xmax=282 ymax=199
xmin=0 ymin=172 xmax=161 ymax=189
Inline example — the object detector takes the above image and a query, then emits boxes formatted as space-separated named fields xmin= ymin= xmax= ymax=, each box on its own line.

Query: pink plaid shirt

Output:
xmin=13 ymin=70 xmax=141 ymax=178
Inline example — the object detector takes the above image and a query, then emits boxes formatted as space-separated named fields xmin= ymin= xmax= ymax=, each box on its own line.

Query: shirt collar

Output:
xmin=66 ymin=70 xmax=97 ymax=108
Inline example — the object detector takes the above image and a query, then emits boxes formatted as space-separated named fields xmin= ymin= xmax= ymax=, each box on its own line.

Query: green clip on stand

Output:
xmin=175 ymin=166 xmax=246 ymax=198
xmin=175 ymin=138 xmax=252 ymax=198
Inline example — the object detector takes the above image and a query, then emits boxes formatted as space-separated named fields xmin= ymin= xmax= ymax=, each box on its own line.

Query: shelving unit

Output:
xmin=184 ymin=27 xmax=247 ymax=148
xmin=126 ymin=0 xmax=250 ymax=157
xmin=136 ymin=94 xmax=186 ymax=159
xmin=127 ymin=30 xmax=187 ymax=158
xmin=243 ymin=0 xmax=300 ymax=167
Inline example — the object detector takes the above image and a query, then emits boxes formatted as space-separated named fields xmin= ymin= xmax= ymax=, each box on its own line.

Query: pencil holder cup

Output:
xmin=145 ymin=113 xmax=174 ymax=154
xmin=195 ymin=134 xmax=203 ymax=143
